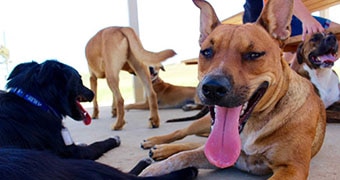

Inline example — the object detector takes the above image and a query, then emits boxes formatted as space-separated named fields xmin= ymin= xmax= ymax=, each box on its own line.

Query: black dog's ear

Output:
xmin=7 ymin=61 xmax=38 ymax=80
xmin=36 ymin=60 xmax=64 ymax=85
xmin=296 ymin=43 xmax=304 ymax=64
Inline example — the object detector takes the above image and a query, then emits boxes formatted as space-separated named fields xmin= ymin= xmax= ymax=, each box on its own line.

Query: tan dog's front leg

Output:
xmin=141 ymin=114 xmax=211 ymax=149
xmin=149 ymin=142 xmax=203 ymax=161
xmin=140 ymin=146 xmax=215 ymax=177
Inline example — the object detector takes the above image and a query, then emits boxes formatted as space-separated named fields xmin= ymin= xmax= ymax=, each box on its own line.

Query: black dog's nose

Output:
xmin=201 ymin=76 xmax=231 ymax=101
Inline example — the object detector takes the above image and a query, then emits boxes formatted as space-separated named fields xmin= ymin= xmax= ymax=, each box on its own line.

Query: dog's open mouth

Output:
xmin=310 ymin=49 xmax=338 ymax=68
xmin=76 ymin=101 xmax=91 ymax=125
xmin=204 ymin=81 xmax=269 ymax=168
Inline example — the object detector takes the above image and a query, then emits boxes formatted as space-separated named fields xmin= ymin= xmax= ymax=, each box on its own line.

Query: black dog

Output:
xmin=0 ymin=60 xmax=198 ymax=179
xmin=0 ymin=60 xmax=119 ymax=160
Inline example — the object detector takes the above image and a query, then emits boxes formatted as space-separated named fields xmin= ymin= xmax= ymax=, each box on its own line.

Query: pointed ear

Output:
xmin=256 ymin=0 xmax=293 ymax=41
xmin=193 ymin=0 xmax=221 ymax=45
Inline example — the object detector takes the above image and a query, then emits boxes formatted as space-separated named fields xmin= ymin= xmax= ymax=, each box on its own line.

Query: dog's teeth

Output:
xmin=241 ymin=102 xmax=248 ymax=116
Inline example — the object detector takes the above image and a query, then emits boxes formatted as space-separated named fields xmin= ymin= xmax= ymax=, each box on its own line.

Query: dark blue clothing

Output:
xmin=242 ymin=0 xmax=331 ymax=36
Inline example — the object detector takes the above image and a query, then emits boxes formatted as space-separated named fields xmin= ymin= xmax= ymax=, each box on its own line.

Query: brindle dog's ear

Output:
xmin=193 ymin=0 xmax=221 ymax=46
xmin=256 ymin=0 xmax=293 ymax=41
xmin=296 ymin=43 xmax=304 ymax=64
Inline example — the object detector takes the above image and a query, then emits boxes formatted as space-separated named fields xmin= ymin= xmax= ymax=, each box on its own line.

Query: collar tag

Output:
xmin=61 ymin=128 xmax=74 ymax=146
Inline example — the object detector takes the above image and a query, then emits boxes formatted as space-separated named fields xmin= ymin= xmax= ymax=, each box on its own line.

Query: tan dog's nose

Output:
xmin=201 ymin=75 xmax=231 ymax=101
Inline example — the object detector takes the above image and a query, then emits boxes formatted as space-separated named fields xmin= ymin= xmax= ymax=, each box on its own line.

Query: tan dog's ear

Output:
xmin=193 ymin=0 xmax=221 ymax=45
xmin=256 ymin=0 xmax=293 ymax=41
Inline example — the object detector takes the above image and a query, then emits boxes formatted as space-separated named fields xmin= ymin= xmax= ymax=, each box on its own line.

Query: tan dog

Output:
xmin=291 ymin=32 xmax=340 ymax=108
xmin=125 ymin=66 xmax=202 ymax=110
xmin=85 ymin=27 xmax=175 ymax=130
xmin=141 ymin=0 xmax=326 ymax=179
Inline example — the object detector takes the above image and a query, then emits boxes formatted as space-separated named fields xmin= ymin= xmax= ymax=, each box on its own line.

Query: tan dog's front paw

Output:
xmin=149 ymin=145 xmax=178 ymax=161
xmin=141 ymin=136 xmax=164 ymax=149
xmin=141 ymin=140 xmax=154 ymax=149
xmin=112 ymin=120 xmax=125 ymax=130
xmin=149 ymin=117 xmax=160 ymax=128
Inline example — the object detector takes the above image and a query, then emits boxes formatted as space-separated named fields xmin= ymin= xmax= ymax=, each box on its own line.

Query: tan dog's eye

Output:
xmin=242 ymin=52 xmax=265 ymax=60
xmin=200 ymin=47 xmax=214 ymax=59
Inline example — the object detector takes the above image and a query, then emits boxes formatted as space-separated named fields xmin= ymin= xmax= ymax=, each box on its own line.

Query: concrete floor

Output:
xmin=65 ymin=106 xmax=340 ymax=180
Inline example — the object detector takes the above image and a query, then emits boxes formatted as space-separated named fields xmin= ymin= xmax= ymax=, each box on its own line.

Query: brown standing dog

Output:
xmin=85 ymin=27 xmax=175 ymax=130
xmin=125 ymin=66 xmax=202 ymax=110
xmin=141 ymin=0 xmax=326 ymax=179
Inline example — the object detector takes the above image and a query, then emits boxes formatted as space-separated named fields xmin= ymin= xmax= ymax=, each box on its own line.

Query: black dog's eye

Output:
xmin=200 ymin=48 xmax=214 ymax=59
xmin=242 ymin=51 xmax=265 ymax=60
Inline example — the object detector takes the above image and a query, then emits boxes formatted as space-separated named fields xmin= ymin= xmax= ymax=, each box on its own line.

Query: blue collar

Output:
xmin=9 ymin=88 xmax=63 ymax=120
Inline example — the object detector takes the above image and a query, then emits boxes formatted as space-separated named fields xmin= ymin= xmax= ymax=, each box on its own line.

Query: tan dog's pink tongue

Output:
xmin=204 ymin=106 xmax=242 ymax=168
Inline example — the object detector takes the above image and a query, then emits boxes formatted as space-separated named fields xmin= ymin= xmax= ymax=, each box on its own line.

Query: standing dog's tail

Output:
xmin=120 ymin=27 xmax=176 ymax=65
xmin=166 ymin=106 xmax=209 ymax=123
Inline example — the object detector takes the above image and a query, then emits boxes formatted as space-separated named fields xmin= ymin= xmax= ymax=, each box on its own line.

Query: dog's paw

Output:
xmin=149 ymin=145 xmax=175 ymax=161
xmin=112 ymin=121 xmax=126 ymax=130
xmin=141 ymin=139 xmax=154 ymax=149
xmin=110 ymin=135 xmax=121 ymax=146
xmin=141 ymin=140 xmax=149 ymax=149
xmin=149 ymin=117 xmax=160 ymax=128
